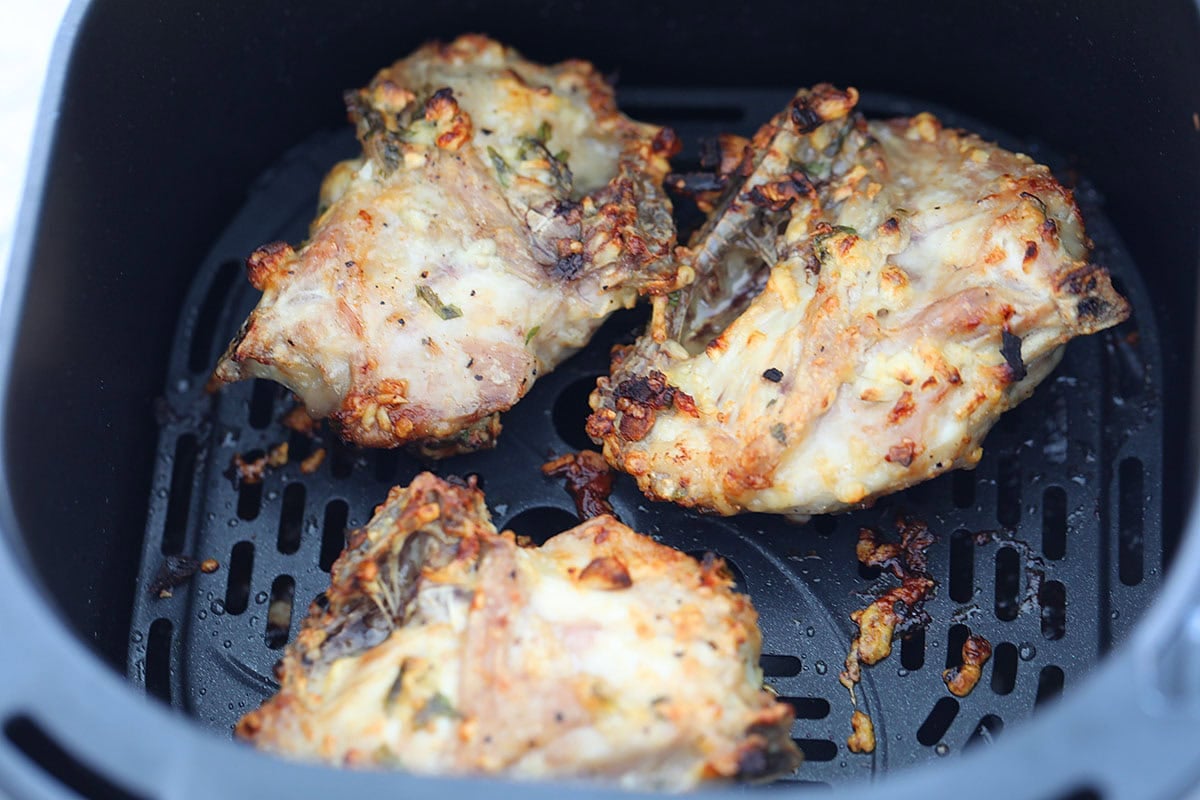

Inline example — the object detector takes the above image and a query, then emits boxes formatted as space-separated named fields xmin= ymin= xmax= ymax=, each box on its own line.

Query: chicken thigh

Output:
xmin=237 ymin=473 xmax=801 ymax=790
xmin=588 ymin=85 xmax=1128 ymax=515
xmin=212 ymin=36 xmax=679 ymax=454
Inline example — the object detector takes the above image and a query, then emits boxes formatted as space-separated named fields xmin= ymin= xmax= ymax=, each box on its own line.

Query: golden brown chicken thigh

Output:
xmin=212 ymin=36 xmax=679 ymax=454
xmin=237 ymin=474 xmax=801 ymax=790
xmin=589 ymin=85 xmax=1128 ymax=515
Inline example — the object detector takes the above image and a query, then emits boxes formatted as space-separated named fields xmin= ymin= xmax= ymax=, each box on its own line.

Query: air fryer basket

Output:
xmin=1 ymin=2 xmax=1199 ymax=799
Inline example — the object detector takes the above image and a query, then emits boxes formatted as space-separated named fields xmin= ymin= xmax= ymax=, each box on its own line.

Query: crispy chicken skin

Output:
xmin=236 ymin=474 xmax=801 ymax=790
xmin=212 ymin=36 xmax=680 ymax=454
xmin=589 ymin=85 xmax=1129 ymax=515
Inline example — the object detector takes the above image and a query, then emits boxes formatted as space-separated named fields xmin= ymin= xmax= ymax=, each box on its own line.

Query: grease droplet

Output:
xmin=255 ymin=591 xmax=269 ymax=604
xmin=130 ymin=631 xmax=144 ymax=643
xmin=935 ymin=743 xmax=950 ymax=756
xmin=1019 ymin=643 xmax=1036 ymax=661
xmin=814 ymin=661 xmax=827 ymax=675
xmin=210 ymin=600 xmax=226 ymax=616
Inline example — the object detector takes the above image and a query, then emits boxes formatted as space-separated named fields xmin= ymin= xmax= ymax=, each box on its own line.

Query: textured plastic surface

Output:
xmin=126 ymin=90 xmax=1163 ymax=788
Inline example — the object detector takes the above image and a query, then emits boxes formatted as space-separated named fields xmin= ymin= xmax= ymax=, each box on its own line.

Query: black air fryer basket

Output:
xmin=1 ymin=2 xmax=1199 ymax=798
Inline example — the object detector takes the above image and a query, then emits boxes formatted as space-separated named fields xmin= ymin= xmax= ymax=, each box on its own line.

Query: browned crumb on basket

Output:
xmin=847 ymin=710 xmax=875 ymax=754
xmin=942 ymin=632 xmax=993 ymax=697
xmin=232 ymin=451 xmax=269 ymax=485
xmin=300 ymin=448 xmax=327 ymax=474
xmin=267 ymin=442 xmax=289 ymax=467
xmin=148 ymin=555 xmax=201 ymax=598
xmin=200 ymin=558 xmax=220 ymax=574
xmin=542 ymin=450 xmax=617 ymax=520
xmin=281 ymin=402 xmax=321 ymax=435
xmin=231 ymin=440 xmax=291 ymax=485
xmin=839 ymin=514 xmax=938 ymax=754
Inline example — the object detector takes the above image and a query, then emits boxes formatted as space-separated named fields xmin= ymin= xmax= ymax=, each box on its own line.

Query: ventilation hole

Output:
xmin=265 ymin=575 xmax=295 ymax=649
xmin=276 ymin=483 xmax=305 ymax=554
xmin=760 ymin=654 xmax=802 ymax=677
xmin=288 ymin=428 xmax=313 ymax=462
xmin=3 ymin=715 xmax=148 ymax=800
xmin=686 ymin=550 xmax=747 ymax=593
xmin=1118 ymin=457 xmax=1144 ymax=586
xmin=811 ymin=515 xmax=836 ymax=536
xmin=791 ymin=739 xmax=838 ymax=762
xmin=224 ymin=541 xmax=254 ymax=615
xmin=952 ymin=469 xmax=976 ymax=509
xmin=145 ymin=618 xmax=173 ymax=704
xmin=916 ymin=697 xmax=960 ymax=746
xmin=945 ymin=624 xmax=970 ymax=669
xmin=552 ymin=376 xmax=603 ymax=451
xmin=620 ymin=104 xmax=744 ymax=124
xmin=330 ymin=440 xmax=356 ymax=479
xmin=949 ymin=528 xmax=974 ymax=603
xmin=778 ymin=697 xmax=831 ymax=720
xmin=187 ymin=259 xmax=240 ymax=374
xmin=857 ymin=560 xmax=882 ymax=580
xmin=901 ymin=627 xmax=926 ymax=671
xmin=319 ymin=500 xmax=349 ymax=572
xmin=161 ymin=434 xmax=197 ymax=555
xmin=1034 ymin=665 xmax=1065 ymax=706
xmin=1040 ymin=580 xmax=1067 ymax=640
xmin=373 ymin=449 xmax=401 ymax=484
xmin=236 ymin=450 xmax=265 ymax=521
xmin=248 ymin=379 xmax=278 ymax=429
xmin=502 ymin=506 xmax=579 ymax=546
xmin=1042 ymin=486 xmax=1067 ymax=560
xmin=997 ymin=454 xmax=1021 ymax=527
xmin=994 ymin=546 xmax=1022 ymax=621
xmin=990 ymin=642 xmax=1018 ymax=695
xmin=964 ymin=714 xmax=1004 ymax=749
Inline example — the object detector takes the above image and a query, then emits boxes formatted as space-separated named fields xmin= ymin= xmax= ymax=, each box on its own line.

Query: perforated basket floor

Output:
xmin=127 ymin=89 xmax=1163 ymax=790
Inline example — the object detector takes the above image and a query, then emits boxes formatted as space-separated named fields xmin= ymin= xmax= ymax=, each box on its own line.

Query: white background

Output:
xmin=0 ymin=0 xmax=72 ymax=277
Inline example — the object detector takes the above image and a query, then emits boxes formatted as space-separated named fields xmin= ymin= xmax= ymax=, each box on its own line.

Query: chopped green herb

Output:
xmin=535 ymin=120 xmax=553 ymax=143
xmin=383 ymin=663 xmax=407 ymax=712
xmin=416 ymin=284 xmax=462 ymax=320
xmin=414 ymin=692 xmax=460 ymax=726
xmin=553 ymin=149 xmax=571 ymax=164
xmin=832 ymin=225 xmax=859 ymax=236
xmin=487 ymin=146 xmax=511 ymax=187
xmin=770 ymin=422 xmax=787 ymax=445
xmin=667 ymin=291 xmax=681 ymax=309
xmin=524 ymin=325 xmax=541 ymax=345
